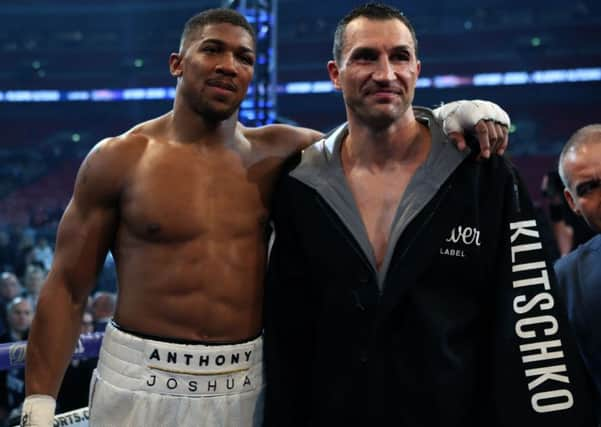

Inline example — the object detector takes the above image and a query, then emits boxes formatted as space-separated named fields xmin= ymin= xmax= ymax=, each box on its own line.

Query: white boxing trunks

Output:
xmin=88 ymin=322 xmax=264 ymax=427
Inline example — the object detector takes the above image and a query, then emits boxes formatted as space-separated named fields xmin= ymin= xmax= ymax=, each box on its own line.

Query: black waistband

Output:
xmin=110 ymin=320 xmax=262 ymax=346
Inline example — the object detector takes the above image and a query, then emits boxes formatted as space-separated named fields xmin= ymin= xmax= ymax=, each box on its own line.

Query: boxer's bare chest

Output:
xmin=120 ymin=141 xmax=281 ymax=241
xmin=347 ymin=170 xmax=413 ymax=269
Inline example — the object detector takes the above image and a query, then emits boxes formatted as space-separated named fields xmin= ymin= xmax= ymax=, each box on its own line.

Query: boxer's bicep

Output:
xmin=51 ymin=198 xmax=117 ymax=304
xmin=51 ymin=140 xmax=121 ymax=303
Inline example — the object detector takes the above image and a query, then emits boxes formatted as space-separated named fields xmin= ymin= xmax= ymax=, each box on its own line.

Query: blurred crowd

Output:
xmin=0 ymin=224 xmax=117 ymax=426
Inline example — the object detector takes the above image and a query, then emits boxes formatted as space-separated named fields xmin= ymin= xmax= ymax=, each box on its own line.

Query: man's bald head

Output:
xmin=558 ymin=124 xmax=601 ymax=189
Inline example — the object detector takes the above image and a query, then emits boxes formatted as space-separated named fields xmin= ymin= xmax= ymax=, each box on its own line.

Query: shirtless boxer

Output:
xmin=21 ymin=8 xmax=509 ymax=427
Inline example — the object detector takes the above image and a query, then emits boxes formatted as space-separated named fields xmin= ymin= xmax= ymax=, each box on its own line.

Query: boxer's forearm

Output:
xmin=25 ymin=278 xmax=87 ymax=398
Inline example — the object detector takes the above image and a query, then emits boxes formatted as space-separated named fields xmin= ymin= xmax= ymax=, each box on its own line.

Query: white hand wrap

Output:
xmin=20 ymin=395 xmax=56 ymax=427
xmin=433 ymin=100 xmax=511 ymax=135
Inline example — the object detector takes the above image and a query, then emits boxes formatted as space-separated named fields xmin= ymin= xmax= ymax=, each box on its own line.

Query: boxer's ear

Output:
xmin=327 ymin=60 xmax=341 ymax=90
xmin=169 ymin=53 xmax=183 ymax=77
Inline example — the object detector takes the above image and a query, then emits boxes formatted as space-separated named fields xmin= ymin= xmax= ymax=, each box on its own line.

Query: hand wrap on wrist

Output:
xmin=433 ymin=100 xmax=511 ymax=135
xmin=21 ymin=395 xmax=56 ymax=427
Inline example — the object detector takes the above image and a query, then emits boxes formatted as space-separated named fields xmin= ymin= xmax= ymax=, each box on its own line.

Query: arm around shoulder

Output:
xmin=241 ymin=122 xmax=323 ymax=156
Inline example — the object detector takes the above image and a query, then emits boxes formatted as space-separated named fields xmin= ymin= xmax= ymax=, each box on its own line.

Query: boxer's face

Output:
xmin=171 ymin=23 xmax=255 ymax=121
xmin=563 ymin=142 xmax=601 ymax=232
xmin=328 ymin=17 xmax=420 ymax=129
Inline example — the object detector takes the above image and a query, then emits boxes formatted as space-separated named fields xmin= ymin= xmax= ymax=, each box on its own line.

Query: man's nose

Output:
xmin=372 ymin=57 xmax=396 ymax=81
xmin=216 ymin=52 xmax=237 ymax=76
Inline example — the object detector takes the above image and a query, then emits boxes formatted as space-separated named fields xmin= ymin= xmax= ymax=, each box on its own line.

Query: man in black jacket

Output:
xmin=264 ymin=3 xmax=598 ymax=426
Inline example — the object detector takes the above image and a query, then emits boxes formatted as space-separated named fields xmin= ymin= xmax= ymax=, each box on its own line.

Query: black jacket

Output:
xmin=555 ymin=234 xmax=601 ymax=397
xmin=264 ymin=110 xmax=598 ymax=426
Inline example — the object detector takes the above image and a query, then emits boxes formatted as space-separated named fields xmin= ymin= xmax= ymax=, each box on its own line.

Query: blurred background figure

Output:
xmin=28 ymin=236 xmax=54 ymax=272
xmin=0 ymin=296 xmax=32 ymax=342
xmin=0 ymin=272 xmax=24 ymax=335
xmin=91 ymin=291 xmax=116 ymax=332
xmin=0 ymin=273 xmax=22 ymax=304
xmin=0 ymin=296 xmax=33 ymax=421
xmin=80 ymin=310 xmax=94 ymax=335
xmin=21 ymin=264 xmax=47 ymax=308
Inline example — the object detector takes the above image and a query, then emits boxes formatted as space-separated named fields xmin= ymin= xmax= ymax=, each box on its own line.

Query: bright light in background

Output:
xmin=1 ymin=67 xmax=599 ymax=102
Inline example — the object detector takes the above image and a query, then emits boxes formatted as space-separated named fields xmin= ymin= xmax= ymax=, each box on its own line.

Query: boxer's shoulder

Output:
xmin=73 ymin=131 xmax=152 ymax=204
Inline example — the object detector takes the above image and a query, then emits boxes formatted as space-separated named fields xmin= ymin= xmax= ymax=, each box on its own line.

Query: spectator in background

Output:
xmin=56 ymin=311 xmax=97 ymax=414
xmin=0 ymin=297 xmax=32 ymax=342
xmin=29 ymin=236 xmax=54 ymax=271
xmin=0 ymin=272 xmax=24 ymax=335
xmin=555 ymin=124 xmax=601 ymax=397
xmin=0 ymin=272 xmax=23 ymax=306
xmin=22 ymin=264 xmax=47 ymax=308
xmin=81 ymin=310 xmax=95 ymax=335
xmin=0 ymin=297 xmax=34 ymax=421
xmin=90 ymin=291 xmax=116 ymax=332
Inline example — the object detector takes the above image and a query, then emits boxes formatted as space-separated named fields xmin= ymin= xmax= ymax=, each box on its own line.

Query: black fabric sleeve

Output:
xmin=263 ymin=175 xmax=315 ymax=427
xmin=492 ymin=163 xmax=599 ymax=425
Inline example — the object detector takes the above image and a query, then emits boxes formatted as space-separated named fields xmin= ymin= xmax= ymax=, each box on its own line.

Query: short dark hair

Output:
xmin=180 ymin=8 xmax=256 ymax=51
xmin=332 ymin=3 xmax=418 ymax=64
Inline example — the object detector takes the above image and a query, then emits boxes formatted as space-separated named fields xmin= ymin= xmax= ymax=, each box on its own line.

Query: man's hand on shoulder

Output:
xmin=433 ymin=100 xmax=511 ymax=159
